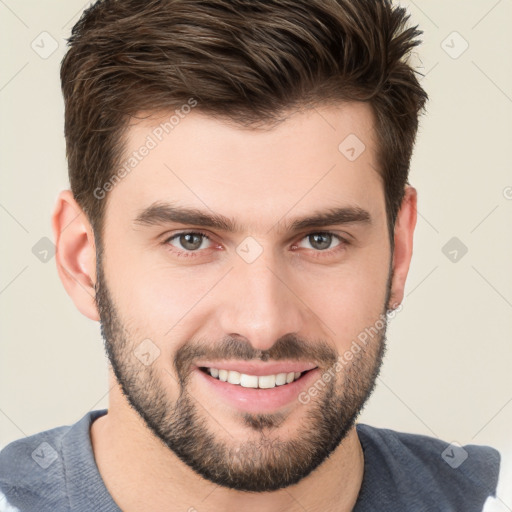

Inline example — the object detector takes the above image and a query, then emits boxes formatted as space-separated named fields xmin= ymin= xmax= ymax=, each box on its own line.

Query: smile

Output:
xmin=200 ymin=367 xmax=307 ymax=389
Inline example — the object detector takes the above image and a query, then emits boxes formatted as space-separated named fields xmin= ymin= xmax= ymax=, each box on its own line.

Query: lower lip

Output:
xmin=194 ymin=366 xmax=320 ymax=414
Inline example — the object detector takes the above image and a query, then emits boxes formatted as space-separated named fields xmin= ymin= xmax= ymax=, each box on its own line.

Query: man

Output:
xmin=0 ymin=0 xmax=501 ymax=510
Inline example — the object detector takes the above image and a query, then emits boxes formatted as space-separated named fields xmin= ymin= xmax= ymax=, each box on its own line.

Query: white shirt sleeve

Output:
xmin=482 ymin=446 xmax=512 ymax=511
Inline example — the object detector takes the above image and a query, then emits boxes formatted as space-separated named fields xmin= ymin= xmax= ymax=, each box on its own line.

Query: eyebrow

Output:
xmin=133 ymin=201 xmax=371 ymax=234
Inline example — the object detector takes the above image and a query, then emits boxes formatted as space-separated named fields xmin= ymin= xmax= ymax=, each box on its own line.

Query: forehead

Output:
xmin=105 ymin=102 xmax=384 ymax=234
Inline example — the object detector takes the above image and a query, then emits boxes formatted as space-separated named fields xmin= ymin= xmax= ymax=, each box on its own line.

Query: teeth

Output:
xmin=240 ymin=374 xmax=258 ymax=388
xmin=207 ymin=368 xmax=305 ymax=388
xmin=258 ymin=374 xmax=276 ymax=389
xmin=227 ymin=370 xmax=241 ymax=385
xmin=275 ymin=373 xmax=287 ymax=386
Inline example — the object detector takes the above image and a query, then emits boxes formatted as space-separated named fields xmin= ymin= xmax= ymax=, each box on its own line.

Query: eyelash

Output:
xmin=163 ymin=230 xmax=350 ymax=259
xmin=163 ymin=231 xmax=216 ymax=259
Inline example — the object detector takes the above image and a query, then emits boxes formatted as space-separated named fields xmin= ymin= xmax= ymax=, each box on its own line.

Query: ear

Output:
xmin=388 ymin=186 xmax=417 ymax=309
xmin=52 ymin=190 xmax=99 ymax=321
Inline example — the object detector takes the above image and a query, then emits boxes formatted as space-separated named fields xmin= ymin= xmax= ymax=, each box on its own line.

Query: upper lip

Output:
xmin=195 ymin=361 xmax=318 ymax=376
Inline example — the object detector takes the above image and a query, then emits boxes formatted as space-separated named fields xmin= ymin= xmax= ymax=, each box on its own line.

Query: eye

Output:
xmin=166 ymin=232 xmax=212 ymax=252
xmin=295 ymin=232 xmax=344 ymax=251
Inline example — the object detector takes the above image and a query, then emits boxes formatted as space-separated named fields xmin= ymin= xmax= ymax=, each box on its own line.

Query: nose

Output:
xmin=216 ymin=250 xmax=305 ymax=352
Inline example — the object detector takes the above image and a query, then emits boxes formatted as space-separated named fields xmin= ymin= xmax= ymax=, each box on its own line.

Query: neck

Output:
xmin=90 ymin=381 xmax=364 ymax=512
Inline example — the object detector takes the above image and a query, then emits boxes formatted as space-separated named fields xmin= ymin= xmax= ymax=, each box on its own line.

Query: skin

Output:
xmin=52 ymin=102 xmax=417 ymax=512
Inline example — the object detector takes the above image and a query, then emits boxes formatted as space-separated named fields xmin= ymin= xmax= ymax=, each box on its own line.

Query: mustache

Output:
xmin=174 ymin=333 xmax=339 ymax=379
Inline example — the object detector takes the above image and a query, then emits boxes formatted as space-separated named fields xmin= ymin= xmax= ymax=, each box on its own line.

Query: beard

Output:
xmin=94 ymin=247 xmax=391 ymax=492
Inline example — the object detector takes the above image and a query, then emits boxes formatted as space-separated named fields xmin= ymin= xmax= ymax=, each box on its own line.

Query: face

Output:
xmin=95 ymin=103 xmax=395 ymax=492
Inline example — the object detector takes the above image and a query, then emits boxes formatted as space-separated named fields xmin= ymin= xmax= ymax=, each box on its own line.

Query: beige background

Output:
xmin=1 ymin=0 xmax=511 ymax=501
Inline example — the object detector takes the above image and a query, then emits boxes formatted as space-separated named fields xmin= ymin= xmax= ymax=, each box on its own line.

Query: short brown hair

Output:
xmin=61 ymin=0 xmax=428 ymax=240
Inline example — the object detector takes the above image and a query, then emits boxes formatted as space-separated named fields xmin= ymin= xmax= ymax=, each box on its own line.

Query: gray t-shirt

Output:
xmin=0 ymin=409 xmax=500 ymax=511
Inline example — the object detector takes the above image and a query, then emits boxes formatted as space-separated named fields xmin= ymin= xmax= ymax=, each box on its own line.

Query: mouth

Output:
xmin=194 ymin=364 xmax=320 ymax=414
xmin=198 ymin=366 xmax=312 ymax=389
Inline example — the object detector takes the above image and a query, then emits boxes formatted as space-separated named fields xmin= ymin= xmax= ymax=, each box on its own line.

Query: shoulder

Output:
xmin=355 ymin=423 xmax=501 ymax=511
xmin=356 ymin=423 xmax=500 ymax=478
xmin=0 ymin=423 xmax=70 ymax=512
xmin=0 ymin=410 xmax=106 ymax=512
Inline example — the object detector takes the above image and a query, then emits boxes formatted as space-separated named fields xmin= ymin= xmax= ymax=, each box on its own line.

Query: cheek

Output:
xmin=107 ymin=257 xmax=224 ymax=341
xmin=296 ymin=255 xmax=390 ymax=350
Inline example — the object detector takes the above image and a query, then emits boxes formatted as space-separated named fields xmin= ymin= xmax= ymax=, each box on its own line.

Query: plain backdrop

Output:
xmin=1 ymin=0 xmax=511 ymax=499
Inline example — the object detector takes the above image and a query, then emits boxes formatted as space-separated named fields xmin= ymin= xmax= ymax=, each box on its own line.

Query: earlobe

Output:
xmin=388 ymin=186 xmax=417 ymax=310
xmin=52 ymin=190 xmax=99 ymax=321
